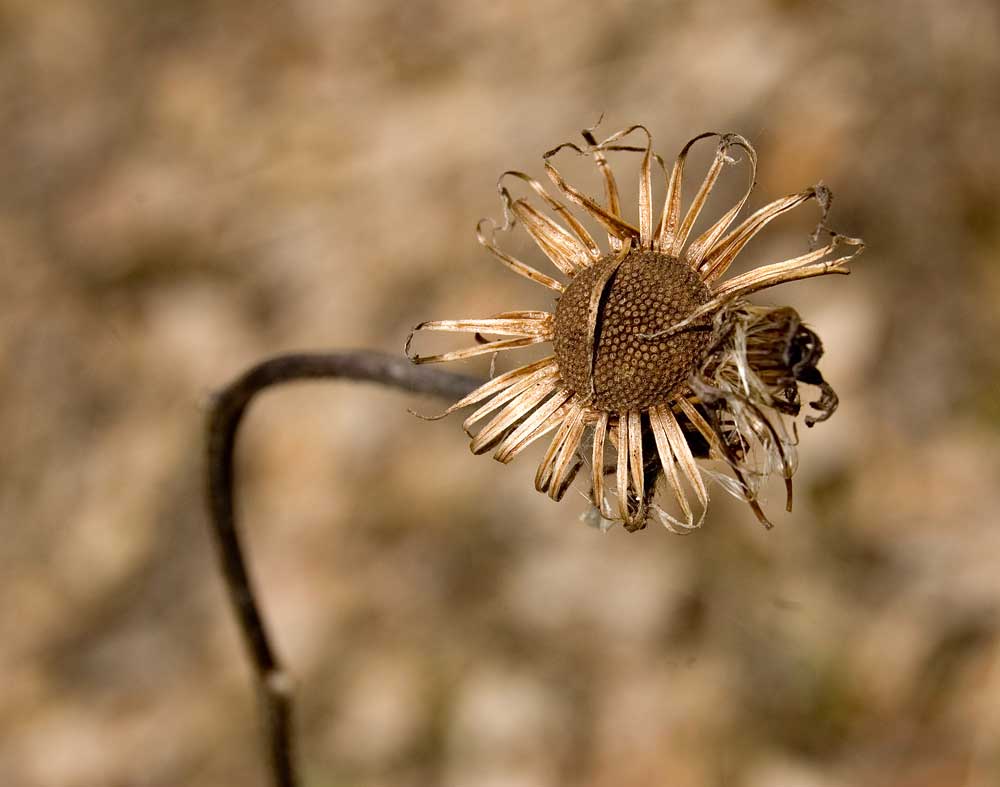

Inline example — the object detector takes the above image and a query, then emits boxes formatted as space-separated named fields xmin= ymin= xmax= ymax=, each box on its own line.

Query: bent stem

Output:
xmin=204 ymin=350 xmax=480 ymax=787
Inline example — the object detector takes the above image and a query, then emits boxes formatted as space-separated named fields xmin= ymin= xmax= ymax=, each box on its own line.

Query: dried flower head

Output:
xmin=407 ymin=124 xmax=864 ymax=532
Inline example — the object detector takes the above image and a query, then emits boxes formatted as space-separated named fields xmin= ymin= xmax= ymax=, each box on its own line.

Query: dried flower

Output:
xmin=407 ymin=124 xmax=863 ymax=532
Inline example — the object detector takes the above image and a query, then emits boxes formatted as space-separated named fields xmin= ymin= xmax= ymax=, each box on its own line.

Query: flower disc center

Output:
xmin=553 ymin=249 xmax=713 ymax=410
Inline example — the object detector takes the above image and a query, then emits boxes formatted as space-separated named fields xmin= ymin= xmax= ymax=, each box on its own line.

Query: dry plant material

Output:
xmin=407 ymin=124 xmax=864 ymax=532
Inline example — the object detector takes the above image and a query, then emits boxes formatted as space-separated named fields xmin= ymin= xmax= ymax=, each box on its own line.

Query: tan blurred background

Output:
xmin=3 ymin=1 xmax=1000 ymax=785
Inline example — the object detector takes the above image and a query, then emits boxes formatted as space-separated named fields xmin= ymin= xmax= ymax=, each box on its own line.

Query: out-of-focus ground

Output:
xmin=3 ymin=1 xmax=1000 ymax=785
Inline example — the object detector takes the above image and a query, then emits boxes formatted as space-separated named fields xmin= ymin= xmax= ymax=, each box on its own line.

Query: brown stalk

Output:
xmin=204 ymin=350 xmax=480 ymax=787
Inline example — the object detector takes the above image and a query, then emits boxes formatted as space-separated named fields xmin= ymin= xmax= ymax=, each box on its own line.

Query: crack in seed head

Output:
xmin=554 ymin=250 xmax=714 ymax=410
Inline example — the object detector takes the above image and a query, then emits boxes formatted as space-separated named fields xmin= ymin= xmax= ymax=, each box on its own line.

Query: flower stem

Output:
xmin=204 ymin=350 xmax=480 ymax=787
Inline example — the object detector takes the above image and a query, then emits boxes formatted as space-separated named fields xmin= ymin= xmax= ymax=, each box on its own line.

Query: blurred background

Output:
xmin=3 ymin=1 xmax=1000 ymax=785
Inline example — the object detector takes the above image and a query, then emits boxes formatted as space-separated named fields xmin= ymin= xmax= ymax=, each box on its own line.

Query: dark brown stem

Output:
xmin=204 ymin=350 xmax=480 ymax=787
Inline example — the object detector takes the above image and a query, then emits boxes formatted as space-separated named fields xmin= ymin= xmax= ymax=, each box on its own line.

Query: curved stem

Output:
xmin=204 ymin=350 xmax=480 ymax=787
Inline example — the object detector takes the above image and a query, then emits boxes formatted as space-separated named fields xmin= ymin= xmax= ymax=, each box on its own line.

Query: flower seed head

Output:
xmin=407 ymin=123 xmax=865 ymax=531
xmin=553 ymin=249 xmax=713 ymax=410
